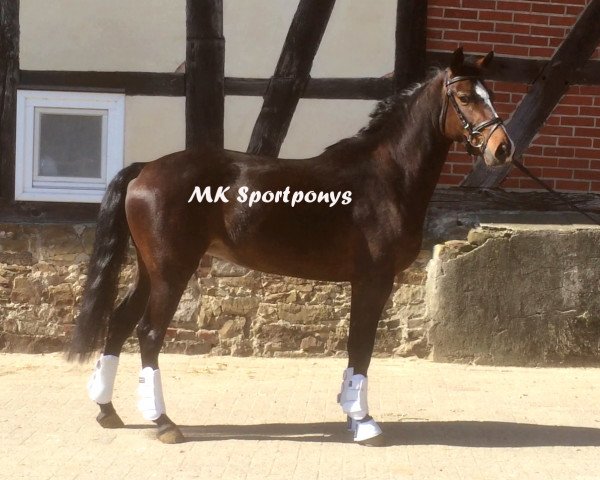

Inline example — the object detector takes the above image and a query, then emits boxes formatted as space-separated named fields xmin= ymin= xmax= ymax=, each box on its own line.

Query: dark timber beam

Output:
xmin=247 ymin=0 xmax=336 ymax=157
xmin=462 ymin=0 xmax=600 ymax=188
xmin=0 ymin=0 xmax=18 ymax=201
xmin=186 ymin=0 xmax=224 ymax=149
xmin=17 ymin=55 xmax=600 ymax=99
xmin=394 ymin=0 xmax=428 ymax=91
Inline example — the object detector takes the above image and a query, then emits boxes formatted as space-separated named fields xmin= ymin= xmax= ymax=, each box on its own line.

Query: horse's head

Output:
xmin=440 ymin=47 xmax=513 ymax=166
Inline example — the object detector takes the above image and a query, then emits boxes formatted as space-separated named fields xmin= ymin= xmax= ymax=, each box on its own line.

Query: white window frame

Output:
xmin=15 ymin=90 xmax=125 ymax=203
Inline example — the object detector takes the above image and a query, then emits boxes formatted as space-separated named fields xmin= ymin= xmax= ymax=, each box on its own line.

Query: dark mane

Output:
xmin=325 ymin=68 xmax=444 ymax=152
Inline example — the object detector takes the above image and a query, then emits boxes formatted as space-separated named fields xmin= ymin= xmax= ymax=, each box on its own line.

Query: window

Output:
xmin=15 ymin=90 xmax=125 ymax=203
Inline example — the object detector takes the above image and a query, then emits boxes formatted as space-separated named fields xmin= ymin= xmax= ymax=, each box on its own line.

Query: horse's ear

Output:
xmin=450 ymin=47 xmax=464 ymax=73
xmin=476 ymin=51 xmax=494 ymax=69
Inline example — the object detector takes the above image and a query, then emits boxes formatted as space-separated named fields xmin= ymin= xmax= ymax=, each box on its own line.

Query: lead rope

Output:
xmin=510 ymin=155 xmax=600 ymax=226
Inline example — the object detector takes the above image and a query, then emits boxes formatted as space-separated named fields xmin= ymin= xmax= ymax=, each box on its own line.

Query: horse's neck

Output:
xmin=387 ymin=75 xmax=452 ymax=222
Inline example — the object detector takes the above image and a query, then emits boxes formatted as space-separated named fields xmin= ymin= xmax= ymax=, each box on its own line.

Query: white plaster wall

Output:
xmin=20 ymin=0 xmax=186 ymax=72
xmin=224 ymin=96 xmax=377 ymax=157
xmin=124 ymin=97 xmax=185 ymax=165
xmin=21 ymin=0 xmax=391 ymax=162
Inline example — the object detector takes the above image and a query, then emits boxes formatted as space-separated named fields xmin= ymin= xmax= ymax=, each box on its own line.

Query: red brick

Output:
xmin=494 ymin=81 xmax=528 ymax=93
xmin=491 ymin=92 xmax=511 ymax=103
xmin=548 ymin=37 xmax=564 ymax=47
xmin=544 ymin=116 xmax=560 ymax=126
xmin=548 ymin=15 xmax=576 ymax=27
xmin=497 ymin=1 xmax=531 ymax=11
xmin=452 ymin=164 xmax=475 ymax=174
xmin=531 ymin=3 xmax=566 ymax=15
xmin=579 ymin=86 xmax=600 ymax=96
xmin=444 ymin=30 xmax=479 ymax=42
xmin=431 ymin=0 xmax=462 ymax=6
xmin=479 ymin=32 xmax=514 ymax=43
xmin=574 ymin=170 xmax=600 ymax=181
xmin=591 ymin=182 xmax=600 ymax=193
xmin=444 ymin=8 xmax=479 ymax=19
xmin=542 ymin=168 xmax=573 ymax=179
xmin=575 ymin=148 xmax=600 ymax=159
xmin=441 ymin=163 xmax=453 ymax=174
xmin=528 ymin=47 xmax=557 ymax=58
xmin=527 ymin=146 xmax=544 ymax=156
xmin=579 ymin=106 xmax=600 ymax=117
xmin=595 ymin=139 xmax=600 ymax=149
xmin=514 ymin=35 xmax=548 ymax=47
xmin=428 ymin=18 xmax=461 ymax=29
xmin=479 ymin=10 xmax=513 ymax=22
xmin=558 ymin=136 xmax=593 ymax=147
xmin=533 ymin=135 xmax=558 ymax=146
xmin=541 ymin=126 xmax=574 ymax=136
xmin=555 ymin=180 xmax=589 ymax=191
xmin=530 ymin=25 xmax=566 ymax=37
xmin=520 ymin=178 xmax=549 ymax=190
xmin=552 ymin=105 xmax=580 ymax=116
xmin=494 ymin=22 xmax=530 ymax=34
xmin=520 ymin=156 xmax=558 ymax=167
xmin=561 ymin=95 xmax=594 ymax=106
xmin=543 ymin=146 xmax=575 ymax=157
xmin=426 ymin=39 xmax=460 ymax=51
xmin=461 ymin=0 xmax=496 ymax=9
xmin=565 ymin=6 xmax=584 ymax=15
xmin=438 ymin=174 xmax=463 ymax=185
xmin=460 ymin=20 xmax=495 ymax=31
xmin=590 ymin=160 xmax=600 ymax=170
xmin=557 ymin=158 xmax=589 ymax=169
xmin=427 ymin=6 xmax=445 ymax=17
xmin=514 ymin=13 xmax=550 ymax=25
xmin=559 ymin=116 xmax=594 ymax=127
xmin=575 ymin=127 xmax=600 ymax=138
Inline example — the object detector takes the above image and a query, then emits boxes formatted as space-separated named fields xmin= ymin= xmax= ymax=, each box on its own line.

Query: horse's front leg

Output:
xmin=339 ymin=270 xmax=394 ymax=446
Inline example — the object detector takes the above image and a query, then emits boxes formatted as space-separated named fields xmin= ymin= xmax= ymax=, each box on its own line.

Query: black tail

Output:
xmin=68 ymin=162 xmax=145 ymax=362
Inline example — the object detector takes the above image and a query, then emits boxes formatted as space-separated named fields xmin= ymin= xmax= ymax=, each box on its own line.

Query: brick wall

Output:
xmin=427 ymin=0 xmax=600 ymax=192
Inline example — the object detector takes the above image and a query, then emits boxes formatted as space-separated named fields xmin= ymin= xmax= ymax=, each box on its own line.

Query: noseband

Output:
xmin=439 ymin=73 xmax=504 ymax=156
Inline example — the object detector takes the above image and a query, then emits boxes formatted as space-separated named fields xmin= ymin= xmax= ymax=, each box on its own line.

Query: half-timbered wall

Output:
xmin=428 ymin=0 xmax=600 ymax=192
xmin=19 ymin=0 xmax=397 ymax=163
xmin=15 ymin=0 xmax=600 ymax=192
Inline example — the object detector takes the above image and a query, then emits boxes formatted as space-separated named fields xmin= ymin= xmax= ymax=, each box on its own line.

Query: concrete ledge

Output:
xmin=427 ymin=224 xmax=600 ymax=366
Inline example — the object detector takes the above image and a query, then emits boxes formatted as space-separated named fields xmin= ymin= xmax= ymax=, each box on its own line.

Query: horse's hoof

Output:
xmin=353 ymin=415 xmax=385 ymax=446
xmin=157 ymin=424 xmax=185 ymax=444
xmin=357 ymin=433 xmax=386 ymax=447
xmin=96 ymin=410 xmax=125 ymax=429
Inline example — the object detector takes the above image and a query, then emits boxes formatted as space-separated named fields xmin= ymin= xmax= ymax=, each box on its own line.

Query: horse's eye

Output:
xmin=458 ymin=94 xmax=470 ymax=105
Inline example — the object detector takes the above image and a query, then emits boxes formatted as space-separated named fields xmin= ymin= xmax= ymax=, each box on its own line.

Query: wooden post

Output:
xmin=461 ymin=0 xmax=600 ymax=188
xmin=394 ymin=0 xmax=428 ymax=92
xmin=0 ymin=0 xmax=18 ymax=201
xmin=247 ymin=0 xmax=336 ymax=157
xmin=186 ymin=0 xmax=225 ymax=149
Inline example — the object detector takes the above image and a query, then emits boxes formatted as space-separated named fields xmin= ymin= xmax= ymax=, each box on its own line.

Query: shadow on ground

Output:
xmin=119 ymin=421 xmax=600 ymax=447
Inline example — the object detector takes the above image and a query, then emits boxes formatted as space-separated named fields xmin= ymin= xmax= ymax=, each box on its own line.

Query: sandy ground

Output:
xmin=1 ymin=353 xmax=600 ymax=480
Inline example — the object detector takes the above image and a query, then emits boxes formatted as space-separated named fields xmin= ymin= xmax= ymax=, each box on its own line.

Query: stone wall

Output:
xmin=0 ymin=223 xmax=430 ymax=357
xmin=5 ymin=218 xmax=600 ymax=366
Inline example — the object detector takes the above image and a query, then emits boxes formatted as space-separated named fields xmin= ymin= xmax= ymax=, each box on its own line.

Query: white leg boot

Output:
xmin=337 ymin=367 xmax=383 ymax=444
xmin=87 ymin=355 xmax=119 ymax=404
xmin=138 ymin=367 xmax=166 ymax=421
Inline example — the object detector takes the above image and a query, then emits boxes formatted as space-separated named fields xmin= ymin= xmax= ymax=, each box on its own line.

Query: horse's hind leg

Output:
xmin=136 ymin=261 xmax=200 ymax=444
xmin=87 ymin=252 xmax=150 ymax=428
xmin=338 ymin=270 xmax=394 ymax=446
